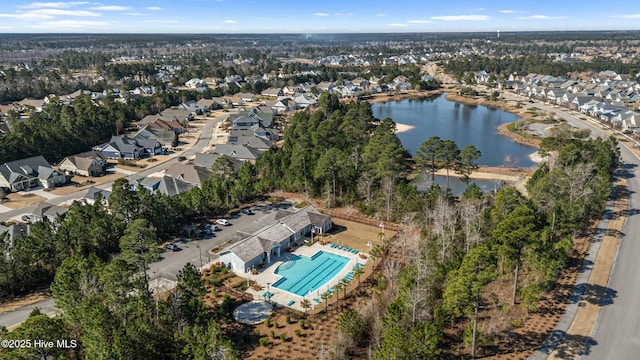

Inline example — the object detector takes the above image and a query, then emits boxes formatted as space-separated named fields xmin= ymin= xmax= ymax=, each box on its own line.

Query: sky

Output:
xmin=0 ymin=1 xmax=639 ymax=34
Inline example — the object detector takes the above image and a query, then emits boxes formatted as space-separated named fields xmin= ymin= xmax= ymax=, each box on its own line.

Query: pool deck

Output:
xmin=239 ymin=241 xmax=368 ymax=312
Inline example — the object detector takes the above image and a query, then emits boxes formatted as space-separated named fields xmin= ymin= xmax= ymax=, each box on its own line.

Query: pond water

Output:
xmin=371 ymin=94 xmax=536 ymax=167
xmin=413 ymin=173 xmax=508 ymax=196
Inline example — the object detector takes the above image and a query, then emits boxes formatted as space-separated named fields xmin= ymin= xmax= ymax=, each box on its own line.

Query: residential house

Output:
xmin=389 ymin=81 xmax=412 ymax=91
xmin=0 ymin=155 xmax=67 ymax=192
xmin=570 ymin=95 xmax=593 ymax=110
xmin=228 ymin=131 xmax=274 ymax=151
xmin=261 ymin=88 xmax=284 ymax=98
xmin=271 ymin=98 xmax=297 ymax=114
xmin=229 ymin=108 xmax=274 ymax=128
xmin=134 ymin=137 xmax=163 ymax=156
xmin=293 ymin=94 xmax=317 ymax=108
xmin=185 ymin=78 xmax=207 ymax=89
xmin=58 ymin=151 xmax=107 ymax=177
xmin=545 ymin=89 xmax=568 ymax=104
xmin=620 ymin=111 xmax=640 ymax=132
xmin=131 ymin=175 xmax=194 ymax=196
xmin=235 ymin=93 xmax=256 ymax=104
xmin=94 ymin=136 xmax=147 ymax=159
xmin=282 ymin=85 xmax=301 ymax=96
xmin=130 ymin=86 xmax=156 ymax=96
xmin=82 ymin=187 xmax=111 ymax=206
xmin=316 ymin=81 xmax=335 ymax=93
xmin=197 ymin=98 xmax=225 ymax=110
xmin=164 ymin=163 xmax=212 ymax=187
xmin=193 ymin=153 xmax=244 ymax=174
xmin=214 ymin=144 xmax=261 ymax=162
xmin=30 ymin=202 xmax=68 ymax=223
xmin=160 ymin=108 xmax=195 ymax=122
xmin=473 ymin=71 xmax=490 ymax=85
xmin=145 ymin=118 xmax=185 ymax=134
xmin=218 ymin=206 xmax=332 ymax=273
xmin=133 ymin=126 xmax=176 ymax=148
xmin=13 ymin=98 xmax=45 ymax=113
xmin=178 ymin=101 xmax=208 ymax=115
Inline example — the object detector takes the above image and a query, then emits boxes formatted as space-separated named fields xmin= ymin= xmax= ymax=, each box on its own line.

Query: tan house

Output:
xmin=59 ymin=151 xmax=107 ymax=177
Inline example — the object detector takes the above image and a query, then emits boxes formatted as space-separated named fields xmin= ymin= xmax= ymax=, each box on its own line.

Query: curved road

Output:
xmin=500 ymin=93 xmax=640 ymax=359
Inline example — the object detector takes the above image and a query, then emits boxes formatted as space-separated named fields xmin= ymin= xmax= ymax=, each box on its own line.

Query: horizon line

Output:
xmin=0 ymin=29 xmax=639 ymax=36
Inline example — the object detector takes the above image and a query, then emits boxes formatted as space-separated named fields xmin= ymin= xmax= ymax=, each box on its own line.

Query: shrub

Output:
xmin=279 ymin=333 xmax=287 ymax=341
xmin=285 ymin=315 xmax=291 ymax=324
xmin=299 ymin=319 xmax=305 ymax=329
xmin=274 ymin=320 xmax=279 ymax=328
xmin=264 ymin=318 xmax=271 ymax=327
xmin=270 ymin=330 xmax=276 ymax=339
xmin=295 ymin=330 xmax=302 ymax=337
xmin=259 ymin=337 xmax=269 ymax=347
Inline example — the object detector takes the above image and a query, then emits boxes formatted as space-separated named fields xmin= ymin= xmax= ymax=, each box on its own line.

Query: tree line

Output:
xmin=328 ymin=134 xmax=619 ymax=359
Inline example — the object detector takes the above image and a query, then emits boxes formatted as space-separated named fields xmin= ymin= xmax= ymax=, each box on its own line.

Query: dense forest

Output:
xmin=444 ymin=54 xmax=640 ymax=79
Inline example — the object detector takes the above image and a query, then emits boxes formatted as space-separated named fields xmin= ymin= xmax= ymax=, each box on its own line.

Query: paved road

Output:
xmin=499 ymin=92 xmax=640 ymax=359
xmin=0 ymin=297 xmax=57 ymax=330
xmin=583 ymin=139 xmax=640 ymax=357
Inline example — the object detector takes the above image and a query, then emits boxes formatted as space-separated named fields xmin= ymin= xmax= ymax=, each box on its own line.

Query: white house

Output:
xmin=218 ymin=206 xmax=332 ymax=273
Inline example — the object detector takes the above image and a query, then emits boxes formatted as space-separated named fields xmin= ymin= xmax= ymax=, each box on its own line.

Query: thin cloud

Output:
xmin=123 ymin=12 xmax=147 ymax=16
xmin=431 ymin=15 xmax=490 ymax=21
xmin=224 ymin=19 xmax=237 ymax=23
xmin=91 ymin=5 xmax=131 ymax=11
xmin=314 ymin=13 xmax=329 ymax=16
xmin=518 ymin=15 xmax=567 ymax=20
xmin=376 ymin=13 xmax=386 ymax=17
xmin=29 ymin=9 xmax=101 ymax=16
xmin=19 ymin=2 xmax=88 ymax=8
xmin=335 ymin=13 xmax=352 ymax=17
xmin=614 ymin=14 xmax=640 ymax=18
xmin=142 ymin=19 xmax=178 ymax=23
xmin=500 ymin=10 xmax=524 ymax=14
xmin=37 ymin=19 xmax=109 ymax=28
xmin=146 ymin=7 xmax=163 ymax=11
xmin=388 ymin=23 xmax=408 ymax=27
xmin=408 ymin=20 xmax=432 ymax=24
xmin=0 ymin=12 xmax=52 ymax=19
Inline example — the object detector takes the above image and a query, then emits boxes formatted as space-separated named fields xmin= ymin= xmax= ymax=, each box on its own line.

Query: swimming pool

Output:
xmin=272 ymin=251 xmax=349 ymax=297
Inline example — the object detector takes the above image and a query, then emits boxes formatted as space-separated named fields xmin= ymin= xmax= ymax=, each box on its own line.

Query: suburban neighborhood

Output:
xmin=0 ymin=29 xmax=639 ymax=360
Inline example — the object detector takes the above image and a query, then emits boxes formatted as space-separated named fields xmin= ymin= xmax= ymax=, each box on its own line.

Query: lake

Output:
xmin=371 ymin=94 xmax=536 ymax=167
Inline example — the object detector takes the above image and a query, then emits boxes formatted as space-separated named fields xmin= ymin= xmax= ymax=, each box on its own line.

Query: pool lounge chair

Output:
xmin=314 ymin=298 xmax=321 ymax=304
xmin=287 ymin=300 xmax=295 ymax=306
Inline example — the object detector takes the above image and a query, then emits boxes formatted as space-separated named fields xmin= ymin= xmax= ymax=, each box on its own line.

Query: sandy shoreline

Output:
xmin=395 ymin=123 xmax=415 ymax=133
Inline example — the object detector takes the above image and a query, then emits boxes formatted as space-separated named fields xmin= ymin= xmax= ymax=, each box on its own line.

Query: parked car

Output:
xmin=21 ymin=215 xmax=31 ymax=223
xmin=203 ymin=223 xmax=219 ymax=235
xmin=164 ymin=243 xmax=180 ymax=251
xmin=241 ymin=208 xmax=254 ymax=215
xmin=216 ymin=219 xmax=230 ymax=226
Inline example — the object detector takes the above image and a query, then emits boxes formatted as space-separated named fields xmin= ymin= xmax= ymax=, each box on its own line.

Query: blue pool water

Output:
xmin=273 ymin=251 xmax=349 ymax=297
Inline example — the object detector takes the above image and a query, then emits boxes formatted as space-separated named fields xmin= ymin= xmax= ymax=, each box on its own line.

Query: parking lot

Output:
xmin=147 ymin=201 xmax=294 ymax=283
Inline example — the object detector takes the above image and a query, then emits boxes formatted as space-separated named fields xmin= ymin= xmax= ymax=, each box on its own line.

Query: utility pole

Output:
xmin=197 ymin=244 xmax=203 ymax=269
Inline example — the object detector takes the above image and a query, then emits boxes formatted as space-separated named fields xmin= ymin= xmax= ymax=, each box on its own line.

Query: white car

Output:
xmin=216 ymin=219 xmax=230 ymax=226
